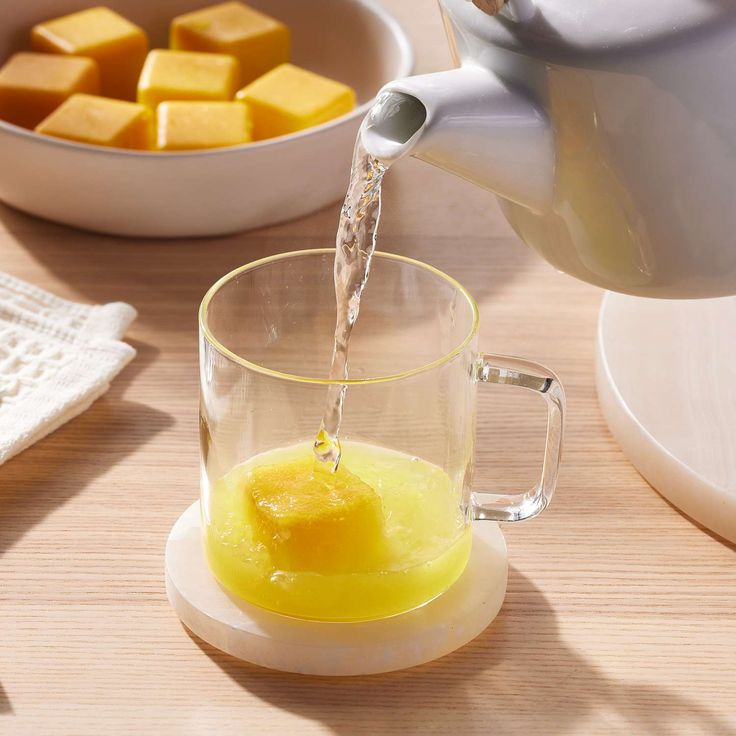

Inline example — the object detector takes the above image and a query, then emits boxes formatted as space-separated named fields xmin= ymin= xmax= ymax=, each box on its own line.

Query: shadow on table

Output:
xmin=656 ymin=492 xmax=736 ymax=552
xmin=0 ymin=683 xmax=11 ymax=714
xmin=0 ymin=203 xmax=278 ymax=332
xmin=0 ymin=340 xmax=171 ymax=717
xmin=0 ymin=201 xmax=528 ymax=334
xmin=0 ymin=340 xmax=171 ymax=556
xmin=189 ymin=568 xmax=733 ymax=736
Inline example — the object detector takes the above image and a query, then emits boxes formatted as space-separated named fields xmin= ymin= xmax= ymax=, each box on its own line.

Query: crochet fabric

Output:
xmin=0 ymin=273 xmax=136 ymax=464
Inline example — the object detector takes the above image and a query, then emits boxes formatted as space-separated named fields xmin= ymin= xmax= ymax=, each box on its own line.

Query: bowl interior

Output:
xmin=0 ymin=0 xmax=407 ymax=106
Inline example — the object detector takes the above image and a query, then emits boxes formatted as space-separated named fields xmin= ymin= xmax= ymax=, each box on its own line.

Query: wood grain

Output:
xmin=1 ymin=2 xmax=735 ymax=734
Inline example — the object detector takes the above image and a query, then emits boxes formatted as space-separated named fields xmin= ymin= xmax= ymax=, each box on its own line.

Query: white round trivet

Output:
xmin=597 ymin=292 xmax=736 ymax=543
xmin=165 ymin=501 xmax=508 ymax=676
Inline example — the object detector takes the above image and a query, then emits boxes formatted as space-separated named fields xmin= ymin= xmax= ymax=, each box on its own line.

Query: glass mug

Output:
xmin=199 ymin=250 xmax=564 ymax=622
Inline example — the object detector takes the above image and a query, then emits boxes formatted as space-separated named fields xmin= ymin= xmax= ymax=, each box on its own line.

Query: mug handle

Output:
xmin=472 ymin=353 xmax=565 ymax=522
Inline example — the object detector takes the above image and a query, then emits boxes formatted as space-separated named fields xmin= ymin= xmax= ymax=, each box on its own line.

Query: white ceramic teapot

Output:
xmin=362 ymin=0 xmax=736 ymax=298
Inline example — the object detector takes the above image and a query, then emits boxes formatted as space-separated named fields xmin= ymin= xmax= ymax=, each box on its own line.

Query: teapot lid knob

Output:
xmin=472 ymin=0 xmax=536 ymax=21
xmin=472 ymin=0 xmax=506 ymax=14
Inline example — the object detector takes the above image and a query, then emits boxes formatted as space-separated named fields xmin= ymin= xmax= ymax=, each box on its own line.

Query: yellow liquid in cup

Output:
xmin=204 ymin=441 xmax=472 ymax=621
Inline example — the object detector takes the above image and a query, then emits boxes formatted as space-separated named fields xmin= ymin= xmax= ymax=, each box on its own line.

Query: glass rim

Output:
xmin=198 ymin=248 xmax=480 ymax=385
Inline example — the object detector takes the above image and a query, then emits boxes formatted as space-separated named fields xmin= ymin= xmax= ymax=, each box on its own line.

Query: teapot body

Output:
xmin=441 ymin=0 xmax=736 ymax=297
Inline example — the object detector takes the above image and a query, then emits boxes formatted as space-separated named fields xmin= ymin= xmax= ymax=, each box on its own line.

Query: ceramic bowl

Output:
xmin=0 ymin=0 xmax=411 ymax=237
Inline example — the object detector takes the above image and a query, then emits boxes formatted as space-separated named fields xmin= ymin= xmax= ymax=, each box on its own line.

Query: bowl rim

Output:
xmin=0 ymin=0 xmax=414 ymax=158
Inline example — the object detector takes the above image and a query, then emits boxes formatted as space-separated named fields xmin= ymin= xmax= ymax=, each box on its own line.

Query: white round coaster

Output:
xmin=597 ymin=292 xmax=736 ymax=543
xmin=166 ymin=501 xmax=508 ymax=676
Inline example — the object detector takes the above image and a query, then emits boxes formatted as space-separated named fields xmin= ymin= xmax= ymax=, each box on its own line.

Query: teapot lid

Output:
xmin=445 ymin=0 xmax=736 ymax=59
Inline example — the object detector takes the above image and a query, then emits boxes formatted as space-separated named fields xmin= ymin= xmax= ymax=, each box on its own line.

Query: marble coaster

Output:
xmin=597 ymin=293 xmax=736 ymax=543
xmin=166 ymin=501 xmax=508 ymax=676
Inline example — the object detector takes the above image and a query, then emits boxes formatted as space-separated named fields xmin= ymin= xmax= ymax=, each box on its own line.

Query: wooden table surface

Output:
xmin=2 ymin=3 xmax=735 ymax=734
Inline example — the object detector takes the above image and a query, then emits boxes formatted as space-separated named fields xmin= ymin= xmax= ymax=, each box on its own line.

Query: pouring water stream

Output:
xmin=313 ymin=92 xmax=429 ymax=470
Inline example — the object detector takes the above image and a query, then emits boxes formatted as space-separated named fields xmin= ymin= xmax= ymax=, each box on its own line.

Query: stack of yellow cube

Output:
xmin=0 ymin=2 xmax=357 ymax=151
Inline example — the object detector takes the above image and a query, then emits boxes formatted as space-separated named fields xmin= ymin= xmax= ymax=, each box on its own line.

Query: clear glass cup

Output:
xmin=199 ymin=249 xmax=564 ymax=621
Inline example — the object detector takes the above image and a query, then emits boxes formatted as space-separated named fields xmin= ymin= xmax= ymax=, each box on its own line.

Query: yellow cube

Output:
xmin=137 ymin=49 xmax=240 ymax=108
xmin=31 ymin=7 xmax=148 ymax=101
xmin=35 ymin=93 xmax=151 ymax=150
xmin=170 ymin=1 xmax=289 ymax=86
xmin=157 ymin=101 xmax=251 ymax=150
xmin=247 ymin=457 xmax=384 ymax=573
xmin=235 ymin=63 xmax=355 ymax=140
xmin=0 ymin=53 xmax=99 ymax=129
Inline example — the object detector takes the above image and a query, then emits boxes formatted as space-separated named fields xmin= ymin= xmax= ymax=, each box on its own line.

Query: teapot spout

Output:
xmin=361 ymin=66 xmax=554 ymax=213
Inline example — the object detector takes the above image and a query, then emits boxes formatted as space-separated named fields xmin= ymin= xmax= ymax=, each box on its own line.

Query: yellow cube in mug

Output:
xmin=247 ymin=456 xmax=385 ymax=574
xmin=31 ymin=6 xmax=148 ymax=100
xmin=235 ymin=63 xmax=355 ymax=140
xmin=137 ymin=49 xmax=240 ymax=108
xmin=0 ymin=52 xmax=100 ymax=129
xmin=156 ymin=101 xmax=251 ymax=150
xmin=35 ymin=93 xmax=152 ymax=149
xmin=170 ymin=1 xmax=290 ymax=86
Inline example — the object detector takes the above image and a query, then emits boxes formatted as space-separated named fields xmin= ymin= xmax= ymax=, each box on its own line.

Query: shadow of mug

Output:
xmin=186 ymin=567 xmax=733 ymax=735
